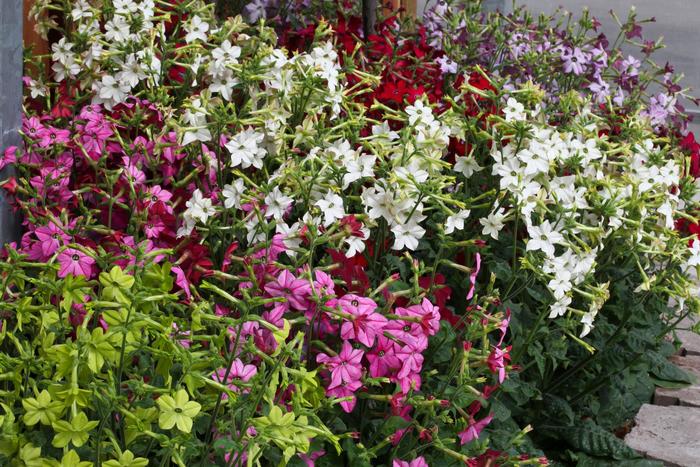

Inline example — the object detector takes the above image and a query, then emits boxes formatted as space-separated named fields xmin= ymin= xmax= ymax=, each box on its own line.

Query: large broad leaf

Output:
xmin=648 ymin=353 xmax=696 ymax=386
xmin=539 ymin=420 xmax=640 ymax=460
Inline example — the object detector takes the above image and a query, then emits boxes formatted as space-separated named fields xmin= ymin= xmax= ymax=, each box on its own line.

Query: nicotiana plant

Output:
xmin=1 ymin=0 xmax=699 ymax=465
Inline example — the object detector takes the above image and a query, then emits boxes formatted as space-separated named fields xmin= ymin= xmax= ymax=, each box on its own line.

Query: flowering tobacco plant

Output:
xmin=1 ymin=0 xmax=699 ymax=466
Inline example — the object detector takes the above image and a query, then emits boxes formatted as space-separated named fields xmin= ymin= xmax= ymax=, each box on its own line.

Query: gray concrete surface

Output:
xmin=0 ymin=1 xmax=23 ymax=246
xmin=625 ymin=404 xmax=700 ymax=466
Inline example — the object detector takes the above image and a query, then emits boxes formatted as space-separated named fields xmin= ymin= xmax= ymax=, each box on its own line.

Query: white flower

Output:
xmin=71 ymin=0 xmax=93 ymax=20
xmin=658 ymin=201 xmax=675 ymax=229
xmin=548 ymin=296 xmax=572 ymax=319
xmin=480 ymin=208 xmax=506 ymax=240
xmin=185 ymin=15 xmax=209 ymax=43
xmin=98 ymin=75 xmax=130 ymax=104
xmin=264 ymin=187 xmax=293 ymax=220
xmin=226 ymin=128 xmax=267 ymax=169
xmin=548 ymin=270 xmax=572 ymax=299
xmin=209 ymin=70 xmax=239 ymax=101
xmin=405 ymin=100 xmax=435 ymax=127
xmin=222 ymin=179 xmax=245 ymax=209
xmin=105 ymin=15 xmax=132 ymax=42
xmin=315 ymin=192 xmax=345 ymax=227
xmin=685 ymin=239 xmax=700 ymax=270
xmin=342 ymin=153 xmax=376 ymax=189
xmin=185 ymin=189 xmax=216 ymax=224
xmin=518 ymin=148 xmax=551 ymax=176
xmin=445 ymin=209 xmax=471 ymax=234
xmin=504 ymin=97 xmax=526 ymax=122
xmin=392 ymin=221 xmax=426 ymax=251
xmin=345 ymin=226 xmax=370 ymax=258
xmin=579 ymin=311 xmax=596 ymax=337
xmin=276 ymin=221 xmax=302 ymax=256
xmin=212 ymin=40 xmax=241 ymax=65
xmin=182 ymin=99 xmax=212 ymax=146
xmin=372 ymin=121 xmax=399 ymax=141
xmin=526 ymin=220 xmax=564 ymax=257
xmin=454 ymin=156 xmax=483 ymax=178
xmin=176 ymin=215 xmax=196 ymax=238
xmin=116 ymin=54 xmax=147 ymax=88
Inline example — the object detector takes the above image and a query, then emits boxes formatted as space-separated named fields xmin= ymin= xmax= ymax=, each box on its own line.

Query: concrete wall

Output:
xmin=0 ymin=2 xmax=23 ymax=245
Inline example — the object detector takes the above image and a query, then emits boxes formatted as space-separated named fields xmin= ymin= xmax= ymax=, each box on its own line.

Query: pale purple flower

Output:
xmin=561 ymin=47 xmax=589 ymax=75
xmin=436 ymin=55 xmax=458 ymax=74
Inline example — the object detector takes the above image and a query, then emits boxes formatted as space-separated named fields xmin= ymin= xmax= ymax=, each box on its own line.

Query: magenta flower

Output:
xmin=0 ymin=146 xmax=17 ymax=171
xmin=147 ymin=185 xmax=173 ymax=204
xmin=487 ymin=346 xmax=510 ymax=383
xmin=212 ymin=358 xmax=258 ymax=399
xmin=467 ymin=252 xmax=481 ymax=300
xmin=458 ymin=413 xmax=494 ymax=445
xmin=326 ymin=379 xmax=362 ymax=413
xmin=393 ymin=456 xmax=429 ymax=467
xmin=396 ymin=340 xmax=425 ymax=379
xmin=366 ymin=336 xmax=401 ymax=378
xmin=37 ymin=126 xmax=71 ymax=148
xmin=264 ymin=270 xmax=311 ymax=310
xmin=298 ymin=450 xmax=326 ymax=467
xmin=396 ymin=298 xmax=440 ymax=337
xmin=339 ymin=294 xmax=388 ymax=347
xmin=57 ymin=248 xmax=95 ymax=278
xmin=34 ymin=222 xmax=71 ymax=258
xmin=316 ymin=341 xmax=364 ymax=388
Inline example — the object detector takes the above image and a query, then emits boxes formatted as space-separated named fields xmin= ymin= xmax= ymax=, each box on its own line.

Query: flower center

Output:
xmin=351 ymin=299 xmax=359 ymax=307
xmin=174 ymin=408 xmax=183 ymax=414
xmin=71 ymin=254 xmax=80 ymax=261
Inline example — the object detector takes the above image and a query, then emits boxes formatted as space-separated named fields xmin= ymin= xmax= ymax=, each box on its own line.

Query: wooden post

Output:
xmin=0 ymin=0 xmax=23 ymax=245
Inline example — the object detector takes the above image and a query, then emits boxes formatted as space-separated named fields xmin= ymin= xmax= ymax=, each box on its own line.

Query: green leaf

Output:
xmin=648 ymin=353 xmax=696 ymax=385
xmin=540 ymin=421 xmax=640 ymax=460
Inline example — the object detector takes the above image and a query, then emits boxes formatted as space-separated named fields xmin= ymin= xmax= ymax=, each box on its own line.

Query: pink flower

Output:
xmin=171 ymin=323 xmax=191 ymax=349
xmin=487 ymin=346 xmax=510 ymax=384
xmin=396 ymin=340 xmax=424 ymax=379
xmin=298 ymin=450 xmax=326 ymax=467
xmin=467 ymin=253 xmax=481 ymax=300
xmin=396 ymin=298 xmax=440 ymax=337
xmin=34 ymin=222 xmax=71 ymax=258
xmin=57 ymin=248 xmax=95 ymax=278
xmin=366 ymin=336 xmax=401 ymax=377
xmin=147 ymin=185 xmax=173 ymax=204
xmin=317 ymin=341 xmax=364 ymax=388
xmin=326 ymin=379 xmax=362 ymax=413
xmin=497 ymin=309 xmax=511 ymax=346
xmin=37 ymin=126 xmax=71 ymax=148
xmin=0 ymin=146 xmax=17 ymax=171
xmin=339 ymin=294 xmax=388 ymax=347
xmin=458 ymin=413 xmax=493 ymax=445
xmin=172 ymin=266 xmax=192 ymax=300
xmin=264 ymin=270 xmax=311 ymax=310
xmin=393 ymin=456 xmax=429 ymax=467
xmin=212 ymin=359 xmax=258 ymax=399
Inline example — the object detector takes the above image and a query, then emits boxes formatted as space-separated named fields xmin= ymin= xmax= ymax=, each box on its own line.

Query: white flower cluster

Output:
xmin=490 ymin=99 xmax=690 ymax=336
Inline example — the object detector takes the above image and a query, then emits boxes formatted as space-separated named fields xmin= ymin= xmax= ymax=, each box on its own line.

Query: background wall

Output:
xmin=416 ymin=0 xmax=700 ymax=120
